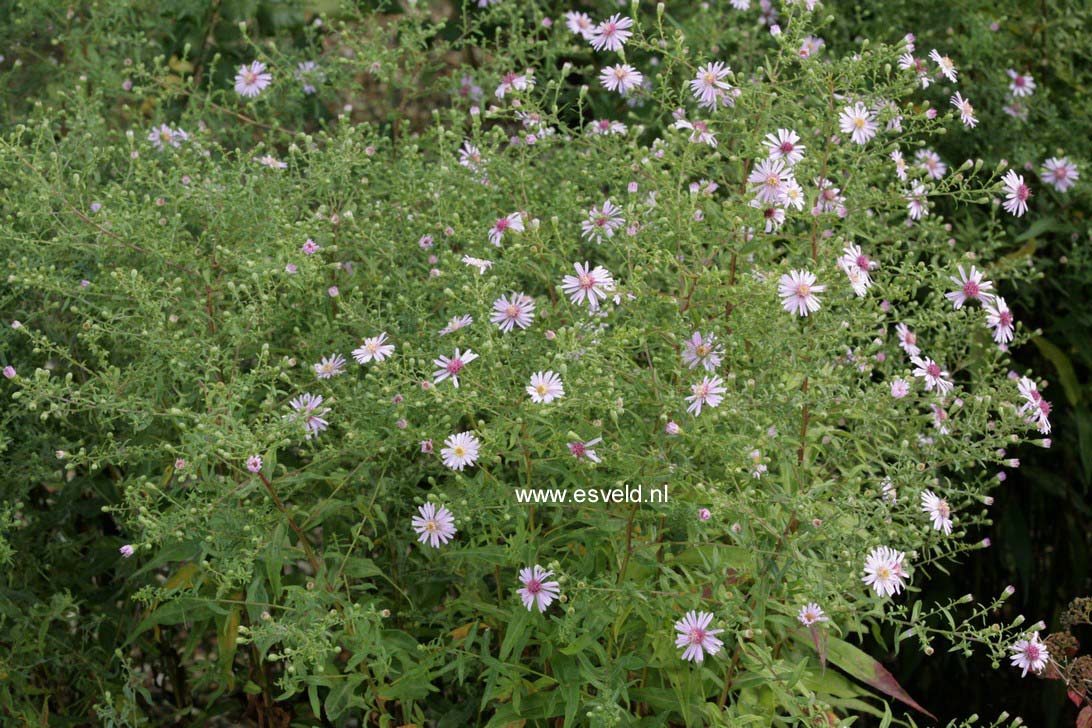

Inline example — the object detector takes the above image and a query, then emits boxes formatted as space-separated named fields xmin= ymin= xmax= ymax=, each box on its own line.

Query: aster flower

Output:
xmin=352 ymin=332 xmax=395 ymax=364
xmin=1017 ymin=377 xmax=1052 ymax=434
xmin=1009 ymin=632 xmax=1050 ymax=677
xmin=120 ymin=544 xmax=135 ymax=558
xmin=674 ymin=118 xmax=717 ymax=147
xmin=581 ymin=199 xmax=625 ymax=243
xmin=600 ymin=64 xmax=643 ymax=94
xmin=491 ymin=293 xmax=535 ymax=332
xmin=686 ymin=375 xmax=726 ymax=416
xmin=561 ymin=262 xmax=615 ymax=310
xmin=797 ymin=603 xmax=829 ymax=626
xmin=916 ymin=149 xmax=947 ymax=180
xmin=891 ymin=149 xmax=908 ymax=180
xmin=256 ymin=155 xmax=287 ymax=169
xmin=432 ymin=348 xmax=478 ymax=387
xmin=984 ymin=297 xmax=1016 ymax=344
xmin=890 ymin=379 xmax=910 ymax=398
xmin=439 ymin=314 xmax=474 ymax=336
xmin=839 ymin=103 xmax=879 ymax=145
xmin=690 ymin=62 xmax=734 ymax=110
xmin=898 ymin=52 xmax=933 ymax=88
xmin=489 ymin=212 xmax=524 ymax=246
xmin=763 ymin=129 xmax=805 ymax=165
xmin=895 ymin=323 xmax=920 ymax=356
xmin=411 ymin=502 xmax=457 ymax=548
xmin=288 ymin=392 xmax=331 ymax=439
xmin=945 ymin=265 xmax=994 ymax=309
xmin=682 ymin=332 xmax=724 ymax=372
xmin=1040 ymin=157 xmax=1078 ymax=193
xmin=1006 ymin=69 xmax=1036 ymax=98
xmin=441 ymin=431 xmax=481 ymax=471
xmin=881 ymin=478 xmax=898 ymax=503
xmin=564 ymin=11 xmax=595 ymax=40
xmin=568 ymin=437 xmax=602 ymax=463
xmin=294 ymin=61 xmax=325 ymax=94
xmin=587 ymin=118 xmax=628 ymax=136
xmin=590 ymin=14 xmax=633 ymax=52
xmin=910 ymin=355 xmax=954 ymax=395
xmin=1001 ymin=171 xmax=1032 ymax=217
xmin=779 ymin=179 xmax=806 ymax=211
xmin=929 ymin=49 xmax=958 ymax=82
xmin=314 ymin=353 xmax=347 ymax=379
xmin=674 ymin=611 xmax=724 ymax=663
xmin=495 ymin=70 xmax=533 ymax=99
xmin=905 ymin=181 xmax=930 ymax=220
xmin=235 ymin=60 xmax=272 ymax=98
xmin=837 ymin=244 xmax=877 ymax=297
xmin=246 ymin=455 xmax=263 ymax=473
xmin=920 ymin=490 xmax=953 ymax=534
xmin=459 ymin=141 xmax=484 ymax=171
xmin=748 ymin=158 xmax=790 ymax=205
xmin=778 ymin=270 xmax=825 ymax=317
xmin=462 ymin=255 xmax=494 ymax=274
xmin=148 ymin=124 xmax=184 ymax=151
xmin=862 ymin=546 xmax=908 ymax=597
xmin=813 ymin=178 xmax=846 ymax=214
xmin=517 ymin=565 xmax=561 ymax=612
xmin=950 ymin=93 xmax=977 ymax=128
xmin=527 ymin=371 xmax=564 ymax=403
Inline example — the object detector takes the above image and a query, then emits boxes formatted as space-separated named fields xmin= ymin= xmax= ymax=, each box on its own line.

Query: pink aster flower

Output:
xmin=839 ymin=103 xmax=878 ymax=145
xmin=1006 ymin=69 xmax=1036 ymax=98
xmin=439 ymin=314 xmax=474 ymax=336
xmin=235 ymin=60 xmax=272 ymax=98
xmin=945 ymin=265 xmax=994 ymax=309
xmin=984 ymin=297 xmax=1015 ymax=344
xmin=748 ymin=158 xmax=790 ymax=205
xmin=462 ymin=255 xmax=494 ymax=274
xmin=600 ymin=64 xmax=643 ymax=94
xmin=564 ymin=10 xmax=595 ymax=40
xmin=495 ymin=70 xmax=533 ymax=99
xmin=895 ymin=323 xmax=920 ymax=356
xmin=1009 ymin=632 xmax=1050 ymax=677
xmin=568 ymin=437 xmax=602 ymax=463
xmin=697 ymin=507 xmax=712 ymax=521
xmin=1001 ymin=170 xmax=1031 ymax=217
xmin=674 ymin=118 xmax=717 ymax=147
xmin=682 ymin=331 xmax=724 ymax=372
xmin=929 ymin=49 xmax=958 ymax=82
xmin=120 ymin=544 xmax=135 ymax=558
xmin=489 ymin=212 xmax=524 ymax=246
xmin=491 ymin=293 xmax=535 ymax=332
xmin=562 ymin=261 xmax=615 ymax=310
xmin=441 ymin=431 xmax=480 ymax=471
xmin=686 ymin=375 xmax=726 ymax=416
xmin=527 ymin=370 xmax=564 ymax=403
xmin=916 ymin=149 xmax=947 ymax=179
xmin=590 ymin=14 xmax=633 ymax=52
xmin=798 ymin=603 xmax=829 ymax=626
xmin=690 ymin=62 xmax=734 ymax=110
xmin=302 ymin=238 xmax=320 ymax=255
xmin=314 ymin=353 xmax=347 ymax=379
xmin=581 ymin=199 xmax=625 ymax=243
xmin=352 ymin=332 xmax=395 ymax=364
xmin=294 ymin=60 xmax=324 ymax=94
xmin=517 ymin=565 xmax=561 ymax=612
xmin=412 ymin=502 xmax=457 ymax=548
xmin=1040 ymin=157 xmax=1078 ymax=193
xmin=813 ymin=178 xmax=845 ymax=214
xmin=950 ymin=92 xmax=977 ymax=128
xmin=2 ymin=365 xmax=14 ymax=379
xmin=587 ymin=118 xmax=627 ymax=136
xmin=910 ymin=355 xmax=954 ymax=395
xmin=920 ymin=489 xmax=953 ymax=534
xmin=674 ymin=611 xmax=724 ymax=663
xmin=898 ymin=52 xmax=933 ymax=88
xmin=837 ymin=243 xmax=877 ymax=297
xmin=432 ymin=348 xmax=478 ymax=387
xmin=905 ymin=181 xmax=930 ymax=220
xmin=778 ymin=270 xmax=825 ymax=317
xmin=862 ymin=545 xmax=908 ymax=597
xmin=763 ymin=128 xmax=805 ymax=165
xmin=459 ymin=141 xmax=484 ymax=171
xmin=288 ymin=392 xmax=330 ymax=439
xmin=890 ymin=379 xmax=910 ymax=398
xmin=891 ymin=149 xmax=908 ymax=180
xmin=246 ymin=455 xmax=263 ymax=473
xmin=1017 ymin=377 xmax=1052 ymax=434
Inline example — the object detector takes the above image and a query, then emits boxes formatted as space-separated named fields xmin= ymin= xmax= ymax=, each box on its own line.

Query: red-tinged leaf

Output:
xmin=1077 ymin=705 xmax=1092 ymax=728
xmin=823 ymin=636 xmax=936 ymax=720
xmin=1069 ymin=690 xmax=1085 ymax=708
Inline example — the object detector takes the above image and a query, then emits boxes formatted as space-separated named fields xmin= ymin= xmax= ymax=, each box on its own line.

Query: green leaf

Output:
xmin=1031 ymin=336 xmax=1082 ymax=405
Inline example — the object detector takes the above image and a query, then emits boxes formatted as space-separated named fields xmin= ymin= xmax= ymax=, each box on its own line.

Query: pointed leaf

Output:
xmin=823 ymin=636 xmax=935 ymax=719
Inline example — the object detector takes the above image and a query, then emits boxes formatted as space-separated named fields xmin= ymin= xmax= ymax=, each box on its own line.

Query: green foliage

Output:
xmin=0 ymin=0 xmax=1088 ymax=725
